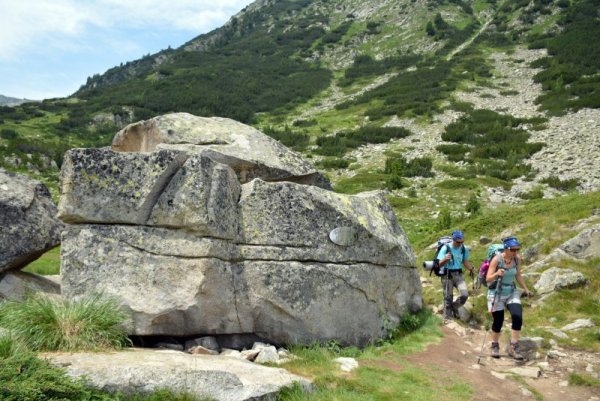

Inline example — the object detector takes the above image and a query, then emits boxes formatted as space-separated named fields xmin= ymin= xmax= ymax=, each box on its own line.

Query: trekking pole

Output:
xmin=443 ymin=267 xmax=451 ymax=321
xmin=476 ymin=273 xmax=504 ymax=364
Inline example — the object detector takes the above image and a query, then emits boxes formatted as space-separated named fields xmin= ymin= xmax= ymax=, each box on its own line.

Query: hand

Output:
xmin=444 ymin=253 xmax=452 ymax=261
xmin=496 ymin=269 xmax=505 ymax=278
xmin=522 ymin=290 xmax=533 ymax=298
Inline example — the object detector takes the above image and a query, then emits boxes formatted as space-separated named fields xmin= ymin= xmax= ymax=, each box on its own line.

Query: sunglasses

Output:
xmin=508 ymin=248 xmax=521 ymax=252
xmin=454 ymin=240 xmax=464 ymax=244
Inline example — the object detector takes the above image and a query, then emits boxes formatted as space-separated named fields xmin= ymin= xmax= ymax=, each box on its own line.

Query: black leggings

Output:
xmin=491 ymin=303 xmax=523 ymax=333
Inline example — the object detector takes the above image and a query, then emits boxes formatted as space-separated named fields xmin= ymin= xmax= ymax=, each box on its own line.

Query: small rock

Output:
xmin=188 ymin=345 xmax=218 ymax=355
xmin=220 ymin=349 xmax=242 ymax=358
xmin=547 ymin=350 xmax=567 ymax=359
xmin=561 ymin=318 xmax=595 ymax=331
xmin=545 ymin=328 xmax=569 ymax=339
xmin=470 ymin=364 xmax=481 ymax=370
xmin=255 ymin=346 xmax=279 ymax=364
xmin=538 ymin=362 xmax=551 ymax=371
xmin=510 ymin=366 xmax=541 ymax=379
xmin=335 ymin=357 xmax=359 ymax=372
xmin=558 ymin=380 xmax=569 ymax=387
xmin=241 ymin=349 xmax=261 ymax=361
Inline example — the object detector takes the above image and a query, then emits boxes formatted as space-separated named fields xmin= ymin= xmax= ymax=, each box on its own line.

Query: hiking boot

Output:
xmin=508 ymin=342 xmax=524 ymax=361
xmin=491 ymin=342 xmax=500 ymax=358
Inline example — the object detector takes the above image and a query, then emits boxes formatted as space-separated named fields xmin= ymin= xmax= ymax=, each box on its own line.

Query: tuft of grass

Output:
xmin=0 ymin=294 xmax=130 ymax=352
xmin=568 ymin=372 xmax=600 ymax=388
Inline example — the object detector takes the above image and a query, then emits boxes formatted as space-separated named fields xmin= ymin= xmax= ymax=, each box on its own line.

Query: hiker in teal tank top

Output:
xmin=485 ymin=236 xmax=533 ymax=360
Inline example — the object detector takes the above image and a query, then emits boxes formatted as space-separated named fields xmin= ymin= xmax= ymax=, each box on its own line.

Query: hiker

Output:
xmin=436 ymin=230 xmax=474 ymax=320
xmin=486 ymin=236 xmax=533 ymax=360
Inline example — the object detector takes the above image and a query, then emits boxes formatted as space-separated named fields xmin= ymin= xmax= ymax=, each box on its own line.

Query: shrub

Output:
xmin=316 ymin=158 xmax=350 ymax=169
xmin=0 ymin=294 xmax=130 ymax=352
xmin=541 ymin=176 xmax=579 ymax=191
xmin=466 ymin=194 xmax=481 ymax=214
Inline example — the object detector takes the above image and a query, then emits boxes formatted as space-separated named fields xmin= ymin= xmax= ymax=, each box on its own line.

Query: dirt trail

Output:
xmin=404 ymin=323 xmax=600 ymax=401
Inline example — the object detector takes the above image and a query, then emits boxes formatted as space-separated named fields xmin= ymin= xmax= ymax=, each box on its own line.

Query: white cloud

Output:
xmin=0 ymin=0 xmax=251 ymax=61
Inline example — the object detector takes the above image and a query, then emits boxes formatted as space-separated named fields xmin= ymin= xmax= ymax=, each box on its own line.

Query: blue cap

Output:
xmin=503 ymin=236 xmax=521 ymax=248
xmin=452 ymin=230 xmax=464 ymax=241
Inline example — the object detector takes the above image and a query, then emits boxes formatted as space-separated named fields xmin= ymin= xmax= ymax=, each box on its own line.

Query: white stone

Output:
xmin=335 ymin=357 xmax=359 ymax=372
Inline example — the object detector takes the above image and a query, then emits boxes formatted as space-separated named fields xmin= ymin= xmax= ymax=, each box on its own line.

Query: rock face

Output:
xmin=0 ymin=169 xmax=63 ymax=273
xmin=59 ymin=113 xmax=421 ymax=346
xmin=111 ymin=113 xmax=331 ymax=189
xmin=534 ymin=267 xmax=587 ymax=295
xmin=45 ymin=349 xmax=311 ymax=401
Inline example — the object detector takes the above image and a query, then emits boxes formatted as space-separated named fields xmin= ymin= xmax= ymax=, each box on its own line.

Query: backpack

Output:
xmin=476 ymin=244 xmax=504 ymax=288
xmin=428 ymin=235 xmax=466 ymax=277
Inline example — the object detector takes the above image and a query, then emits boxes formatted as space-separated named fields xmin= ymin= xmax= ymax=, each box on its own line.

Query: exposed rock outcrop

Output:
xmin=59 ymin=114 xmax=421 ymax=346
xmin=0 ymin=169 xmax=63 ymax=273
xmin=44 ymin=349 xmax=311 ymax=401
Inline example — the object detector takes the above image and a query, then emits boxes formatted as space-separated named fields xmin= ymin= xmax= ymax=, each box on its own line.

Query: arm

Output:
xmin=437 ymin=246 xmax=452 ymax=267
xmin=462 ymin=255 xmax=474 ymax=273
xmin=486 ymin=255 xmax=504 ymax=284
xmin=515 ymin=255 xmax=532 ymax=296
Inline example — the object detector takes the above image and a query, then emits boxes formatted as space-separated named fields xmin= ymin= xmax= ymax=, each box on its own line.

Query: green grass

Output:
xmin=0 ymin=294 xmax=130 ymax=352
xmin=569 ymin=372 xmax=600 ymax=388
xmin=278 ymin=311 xmax=473 ymax=401
xmin=22 ymin=247 xmax=61 ymax=275
xmin=0 ymin=340 xmax=210 ymax=401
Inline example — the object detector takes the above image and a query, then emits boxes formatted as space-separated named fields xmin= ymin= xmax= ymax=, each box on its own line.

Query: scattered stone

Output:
xmin=220 ymin=349 xmax=242 ymax=358
xmin=335 ymin=357 xmax=359 ymax=372
xmin=561 ymin=319 xmax=595 ymax=331
xmin=189 ymin=345 xmax=218 ymax=355
xmin=241 ymin=349 xmax=261 ymax=362
xmin=545 ymin=328 xmax=569 ymax=339
xmin=538 ymin=362 xmax=551 ymax=371
xmin=470 ymin=364 xmax=481 ymax=370
xmin=254 ymin=346 xmax=279 ymax=364
xmin=185 ymin=336 xmax=220 ymax=352
xmin=547 ymin=350 xmax=568 ymax=359
xmin=509 ymin=366 xmax=541 ymax=379
xmin=558 ymin=380 xmax=569 ymax=387
xmin=534 ymin=267 xmax=587 ymax=295
xmin=558 ymin=225 xmax=600 ymax=260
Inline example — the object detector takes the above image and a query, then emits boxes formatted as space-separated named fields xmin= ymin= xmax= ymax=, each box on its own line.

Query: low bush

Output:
xmin=541 ymin=176 xmax=579 ymax=191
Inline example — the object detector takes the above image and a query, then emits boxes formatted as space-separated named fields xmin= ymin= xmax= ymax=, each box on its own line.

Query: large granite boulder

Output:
xmin=0 ymin=169 xmax=63 ymax=272
xmin=111 ymin=113 xmax=330 ymax=189
xmin=59 ymin=114 xmax=421 ymax=346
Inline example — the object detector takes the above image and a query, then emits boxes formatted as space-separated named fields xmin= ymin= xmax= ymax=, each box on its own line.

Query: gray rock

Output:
xmin=185 ymin=336 xmax=220 ymax=352
xmin=561 ymin=319 xmax=595 ymax=331
xmin=545 ymin=328 xmax=569 ymax=339
xmin=238 ymin=179 xmax=414 ymax=267
xmin=335 ymin=357 xmax=359 ymax=372
xmin=0 ymin=270 xmax=61 ymax=301
xmin=534 ymin=267 xmax=587 ymax=295
xmin=559 ymin=225 xmax=600 ymax=260
xmin=58 ymin=114 xmax=421 ymax=346
xmin=0 ymin=169 xmax=63 ymax=272
xmin=111 ymin=113 xmax=330 ymax=188
xmin=254 ymin=346 xmax=279 ymax=364
xmin=45 ymin=349 xmax=311 ymax=401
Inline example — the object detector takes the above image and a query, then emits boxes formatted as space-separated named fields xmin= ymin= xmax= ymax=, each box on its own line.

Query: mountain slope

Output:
xmin=0 ymin=0 xmax=598 ymax=206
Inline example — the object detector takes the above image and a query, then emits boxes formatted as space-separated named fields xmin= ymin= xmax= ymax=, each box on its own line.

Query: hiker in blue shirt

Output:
xmin=436 ymin=230 xmax=474 ymax=320
xmin=486 ymin=236 xmax=533 ymax=360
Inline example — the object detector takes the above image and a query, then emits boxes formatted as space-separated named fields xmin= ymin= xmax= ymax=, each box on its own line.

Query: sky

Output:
xmin=0 ymin=0 xmax=253 ymax=100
